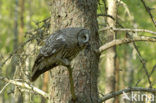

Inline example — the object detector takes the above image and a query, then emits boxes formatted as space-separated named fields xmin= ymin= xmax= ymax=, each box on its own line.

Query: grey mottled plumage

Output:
xmin=31 ymin=27 xmax=90 ymax=81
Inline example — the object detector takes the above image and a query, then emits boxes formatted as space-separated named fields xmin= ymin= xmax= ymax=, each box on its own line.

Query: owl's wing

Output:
xmin=31 ymin=32 xmax=67 ymax=81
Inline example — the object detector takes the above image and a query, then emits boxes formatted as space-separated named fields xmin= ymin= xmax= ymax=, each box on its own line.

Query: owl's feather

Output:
xmin=31 ymin=32 xmax=66 ymax=81
xmin=31 ymin=27 xmax=89 ymax=82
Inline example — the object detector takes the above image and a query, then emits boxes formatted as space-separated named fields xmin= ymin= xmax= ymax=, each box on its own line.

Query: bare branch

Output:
xmin=99 ymin=36 xmax=156 ymax=52
xmin=97 ymin=14 xmax=115 ymax=20
xmin=133 ymin=42 xmax=152 ymax=88
xmin=67 ymin=66 xmax=76 ymax=101
xmin=0 ymin=17 xmax=50 ymax=70
xmin=0 ymin=76 xmax=49 ymax=99
xmin=99 ymin=87 xmax=156 ymax=103
xmin=99 ymin=27 xmax=156 ymax=35
xmin=150 ymin=64 xmax=156 ymax=76
xmin=140 ymin=0 xmax=156 ymax=27
xmin=0 ymin=82 xmax=10 ymax=94
xmin=98 ymin=12 xmax=154 ymax=87
xmin=136 ymin=64 xmax=156 ymax=87
xmin=0 ymin=36 xmax=36 ymax=70
xmin=117 ymin=0 xmax=133 ymax=20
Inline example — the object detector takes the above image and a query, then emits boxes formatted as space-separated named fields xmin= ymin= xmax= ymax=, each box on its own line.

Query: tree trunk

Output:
xmin=19 ymin=0 xmax=25 ymax=43
xmin=105 ymin=0 xmax=117 ymax=103
xmin=125 ymin=47 xmax=134 ymax=88
xmin=11 ymin=0 xmax=19 ymax=103
xmin=123 ymin=46 xmax=134 ymax=103
xmin=115 ymin=58 xmax=120 ymax=103
xmin=49 ymin=0 xmax=99 ymax=103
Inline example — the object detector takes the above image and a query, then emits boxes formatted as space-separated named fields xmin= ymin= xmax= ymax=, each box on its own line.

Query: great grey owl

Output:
xmin=31 ymin=27 xmax=90 ymax=81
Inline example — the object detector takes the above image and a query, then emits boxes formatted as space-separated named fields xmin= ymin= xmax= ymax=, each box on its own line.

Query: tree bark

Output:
xmin=11 ymin=0 xmax=19 ymax=103
xmin=49 ymin=0 xmax=99 ymax=103
xmin=105 ymin=0 xmax=117 ymax=103
xmin=114 ymin=58 xmax=120 ymax=103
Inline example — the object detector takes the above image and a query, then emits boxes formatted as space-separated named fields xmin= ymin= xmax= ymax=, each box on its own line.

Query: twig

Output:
xmin=102 ymin=0 xmax=108 ymax=15
xmin=136 ymin=64 xmax=156 ymax=86
xmin=99 ymin=87 xmax=156 ymax=103
xmin=67 ymin=66 xmax=76 ymax=102
xmin=0 ymin=35 xmax=36 ymax=69
xmin=0 ymin=82 xmax=10 ymax=94
xmin=99 ymin=15 xmax=154 ymax=88
xmin=0 ymin=16 xmax=51 ymax=69
xmin=99 ymin=36 xmax=156 ymax=52
xmin=150 ymin=64 xmax=156 ymax=76
xmin=99 ymin=27 xmax=156 ymax=35
xmin=59 ymin=61 xmax=76 ymax=101
xmin=97 ymin=14 xmax=115 ymax=20
xmin=133 ymin=42 xmax=152 ymax=88
xmin=102 ymin=27 xmax=153 ymax=88
xmin=35 ymin=17 xmax=51 ymax=25
xmin=136 ymin=64 xmax=156 ymax=87
xmin=0 ymin=76 xmax=49 ymax=99
xmin=117 ymin=0 xmax=133 ymax=21
xmin=140 ymin=0 xmax=156 ymax=27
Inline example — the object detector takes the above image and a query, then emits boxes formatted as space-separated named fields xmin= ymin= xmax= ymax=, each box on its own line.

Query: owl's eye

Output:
xmin=82 ymin=34 xmax=87 ymax=40
xmin=78 ymin=30 xmax=89 ymax=44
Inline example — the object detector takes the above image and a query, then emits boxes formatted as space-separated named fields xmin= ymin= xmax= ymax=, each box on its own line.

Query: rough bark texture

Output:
xmin=105 ymin=0 xmax=117 ymax=103
xmin=114 ymin=58 xmax=119 ymax=103
xmin=49 ymin=0 xmax=99 ymax=103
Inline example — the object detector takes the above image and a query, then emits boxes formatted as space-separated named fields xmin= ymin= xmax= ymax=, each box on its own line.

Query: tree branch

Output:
xmin=97 ymin=14 xmax=115 ymax=20
xmin=100 ymin=27 xmax=154 ymax=88
xmin=140 ymin=0 xmax=156 ymax=27
xmin=67 ymin=66 xmax=76 ymax=102
xmin=99 ymin=36 xmax=156 ymax=52
xmin=98 ymin=11 xmax=154 ymax=87
xmin=99 ymin=87 xmax=156 ymax=103
xmin=0 ymin=76 xmax=49 ymax=99
xmin=117 ymin=0 xmax=133 ymax=20
xmin=0 ymin=17 xmax=50 ymax=70
xmin=99 ymin=27 xmax=156 ymax=35
xmin=0 ymin=82 xmax=10 ymax=94
xmin=58 ymin=60 xmax=76 ymax=102
xmin=0 ymin=35 xmax=36 ymax=70
xmin=133 ymin=42 xmax=152 ymax=88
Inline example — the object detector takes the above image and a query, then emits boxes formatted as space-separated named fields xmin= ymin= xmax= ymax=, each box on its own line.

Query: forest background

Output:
xmin=0 ymin=0 xmax=156 ymax=103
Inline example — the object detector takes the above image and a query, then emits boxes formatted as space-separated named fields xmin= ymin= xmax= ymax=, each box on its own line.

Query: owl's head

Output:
xmin=77 ymin=29 xmax=90 ymax=48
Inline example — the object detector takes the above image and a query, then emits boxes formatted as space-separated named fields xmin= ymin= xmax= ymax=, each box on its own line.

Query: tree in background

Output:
xmin=104 ymin=0 xmax=117 ymax=103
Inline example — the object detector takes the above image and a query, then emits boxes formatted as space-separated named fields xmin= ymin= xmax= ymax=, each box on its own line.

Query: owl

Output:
xmin=31 ymin=27 xmax=90 ymax=81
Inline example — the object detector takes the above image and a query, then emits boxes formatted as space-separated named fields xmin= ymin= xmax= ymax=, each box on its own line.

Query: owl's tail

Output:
xmin=30 ymin=63 xmax=57 ymax=82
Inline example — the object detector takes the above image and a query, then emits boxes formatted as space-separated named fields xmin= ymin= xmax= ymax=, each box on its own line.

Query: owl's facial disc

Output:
xmin=78 ymin=29 xmax=90 ymax=48
xmin=83 ymin=32 xmax=89 ymax=43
